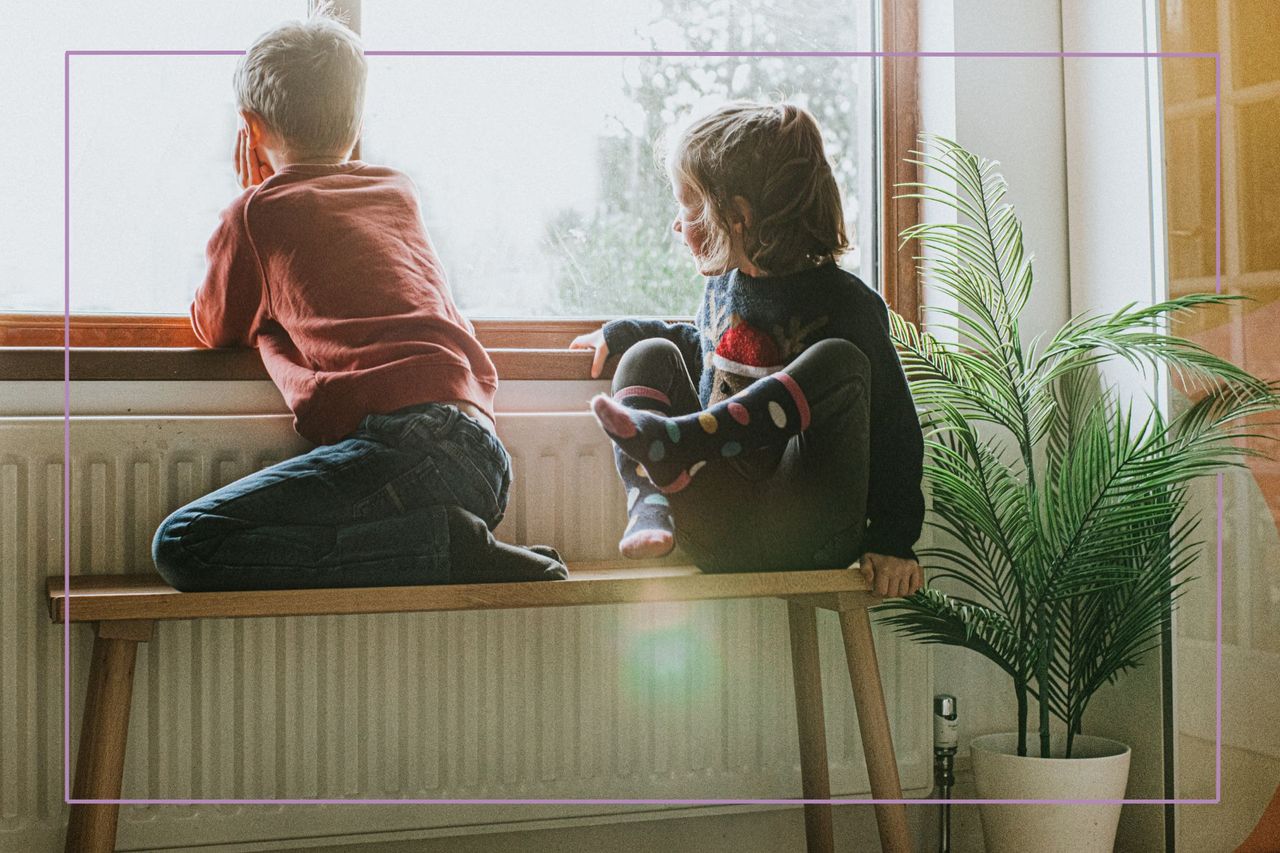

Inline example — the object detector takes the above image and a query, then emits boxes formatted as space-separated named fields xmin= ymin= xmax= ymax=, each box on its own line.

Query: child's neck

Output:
xmin=264 ymin=148 xmax=352 ymax=172
xmin=279 ymin=156 xmax=351 ymax=168
xmin=724 ymin=248 xmax=765 ymax=278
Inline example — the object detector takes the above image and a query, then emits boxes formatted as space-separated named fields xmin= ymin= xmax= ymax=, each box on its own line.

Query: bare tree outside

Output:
xmin=540 ymin=0 xmax=870 ymax=317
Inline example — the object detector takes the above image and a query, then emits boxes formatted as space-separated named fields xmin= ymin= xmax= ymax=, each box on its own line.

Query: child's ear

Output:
xmin=731 ymin=195 xmax=755 ymax=231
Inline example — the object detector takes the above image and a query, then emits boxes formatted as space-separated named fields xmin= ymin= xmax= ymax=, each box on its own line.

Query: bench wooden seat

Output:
xmin=47 ymin=562 xmax=912 ymax=853
xmin=51 ymin=562 xmax=878 ymax=622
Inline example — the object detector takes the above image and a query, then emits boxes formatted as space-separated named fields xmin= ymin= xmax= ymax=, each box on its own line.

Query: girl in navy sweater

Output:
xmin=571 ymin=101 xmax=925 ymax=598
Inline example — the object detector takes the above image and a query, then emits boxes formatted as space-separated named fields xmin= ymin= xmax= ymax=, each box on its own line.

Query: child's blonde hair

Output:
xmin=668 ymin=101 xmax=849 ymax=275
xmin=234 ymin=6 xmax=366 ymax=159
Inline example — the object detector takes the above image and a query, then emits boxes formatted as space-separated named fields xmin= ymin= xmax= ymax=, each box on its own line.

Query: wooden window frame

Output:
xmin=880 ymin=0 xmax=921 ymax=327
xmin=1 ymin=0 xmax=919 ymax=381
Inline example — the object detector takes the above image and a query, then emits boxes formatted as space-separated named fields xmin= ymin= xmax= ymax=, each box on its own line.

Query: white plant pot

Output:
xmin=970 ymin=732 xmax=1131 ymax=853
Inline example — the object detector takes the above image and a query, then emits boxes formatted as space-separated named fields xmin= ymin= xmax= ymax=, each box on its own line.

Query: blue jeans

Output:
xmin=152 ymin=403 xmax=512 ymax=592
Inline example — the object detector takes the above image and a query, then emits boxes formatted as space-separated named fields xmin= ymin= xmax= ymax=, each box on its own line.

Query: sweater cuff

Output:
xmin=601 ymin=319 xmax=639 ymax=356
xmin=604 ymin=318 xmax=634 ymax=350
xmin=861 ymin=528 xmax=919 ymax=563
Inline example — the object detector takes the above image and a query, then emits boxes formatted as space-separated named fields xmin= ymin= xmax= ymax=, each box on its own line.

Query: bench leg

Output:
xmin=66 ymin=620 xmax=153 ymax=853
xmin=787 ymin=602 xmax=835 ymax=853
xmin=838 ymin=605 xmax=912 ymax=853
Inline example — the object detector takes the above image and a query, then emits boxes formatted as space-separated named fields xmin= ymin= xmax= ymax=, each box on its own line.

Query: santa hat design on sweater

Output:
xmin=711 ymin=315 xmax=784 ymax=379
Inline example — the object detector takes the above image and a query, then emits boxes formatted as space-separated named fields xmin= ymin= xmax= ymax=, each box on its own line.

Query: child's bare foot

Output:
xmin=619 ymin=528 xmax=674 ymax=559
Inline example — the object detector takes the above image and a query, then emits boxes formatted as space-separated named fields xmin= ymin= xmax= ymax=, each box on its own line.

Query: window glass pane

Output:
xmin=6 ymin=0 xmax=305 ymax=315
xmin=13 ymin=0 xmax=875 ymax=320
xmin=69 ymin=55 xmax=250 ymax=314
xmin=362 ymin=0 xmax=866 ymax=53
xmin=362 ymin=0 xmax=876 ymax=317
xmin=1231 ymin=0 xmax=1280 ymax=91
xmin=1160 ymin=0 xmax=1217 ymax=103
xmin=1237 ymin=98 xmax=1280 ymax=275
xmin=1165 ymin=111 xmax=1217 ymax=282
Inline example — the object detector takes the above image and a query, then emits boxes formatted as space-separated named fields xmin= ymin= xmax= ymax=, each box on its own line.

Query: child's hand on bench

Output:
xmin=859 ymin=552 xmax=923 ymax=599
xmin=569 ymin=327 xmax=609 ymax=378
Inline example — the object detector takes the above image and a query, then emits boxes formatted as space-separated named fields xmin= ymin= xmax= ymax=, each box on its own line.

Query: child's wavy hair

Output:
xmin=667 ymin=101 xmax=849 ymax=276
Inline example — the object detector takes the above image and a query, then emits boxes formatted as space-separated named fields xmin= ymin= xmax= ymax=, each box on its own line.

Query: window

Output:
xmin=3 ymin=0 xmax=914 ymax=351
xmin=2 ymin=0 xmax=304 ymax=316
xmin=361 ymin=0 xmax=875 ymax=318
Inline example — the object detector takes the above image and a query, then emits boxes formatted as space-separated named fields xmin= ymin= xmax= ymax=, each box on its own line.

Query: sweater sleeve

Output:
xmin=601 ymin=319 xmax=703 ymax=384
xmin=190 ymin=194 xmax=268 ymax=348
xmin=859 ymin=298 xmax=926 ymax=562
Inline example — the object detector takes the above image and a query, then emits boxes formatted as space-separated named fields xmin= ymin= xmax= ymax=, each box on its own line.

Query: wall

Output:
xmin=918 ymin=0 xmax=1074 ymax=805
xmin=920 ymin=0 xmax=1177 ymax=850
xmin=1060 ymin=1 xmax=1172 ymax=849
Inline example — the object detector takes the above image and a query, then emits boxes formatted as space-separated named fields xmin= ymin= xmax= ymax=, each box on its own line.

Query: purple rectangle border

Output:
xmin=63 ymin=48 xmax=1224 ymax=807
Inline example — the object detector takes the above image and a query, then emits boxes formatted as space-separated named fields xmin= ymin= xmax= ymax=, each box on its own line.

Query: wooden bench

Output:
xmin=47 ymin=563 xmax=913 ymax=853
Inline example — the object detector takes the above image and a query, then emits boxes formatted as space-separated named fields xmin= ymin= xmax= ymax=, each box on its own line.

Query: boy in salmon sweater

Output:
xmin=152 ymin=10 xmax=566 ymax=591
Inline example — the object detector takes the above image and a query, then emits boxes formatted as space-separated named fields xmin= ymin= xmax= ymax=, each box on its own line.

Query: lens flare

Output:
xmin=618 ymin=603 xmax=722 ymax=708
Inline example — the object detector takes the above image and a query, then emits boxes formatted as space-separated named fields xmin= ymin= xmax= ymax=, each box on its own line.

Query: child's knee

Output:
xmin=802 ymin=338 xmax=869 ymax=379
xmin=613 ymin=338 xmax=687 ymax=391
xmin=152 ymin=508 xmax=206 ymax=591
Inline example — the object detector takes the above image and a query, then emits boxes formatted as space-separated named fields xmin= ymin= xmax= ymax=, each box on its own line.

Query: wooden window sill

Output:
xmin=0 ymin=347 xmax=610 ymax=382
xmin=0 ymin=316 xmax=664 ymax=380
xmin=0 ymin=314 xmax=634 ymax=350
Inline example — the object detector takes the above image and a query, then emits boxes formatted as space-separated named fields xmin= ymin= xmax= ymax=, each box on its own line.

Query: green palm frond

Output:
xmin=1168 ymin=378 xmax=1280 ymax=451
xmin=875 ymin=588 xmax=1028 ymax=681
xmin=896 ymin=136 xmax=1037 ymax=451
xmin=1043 ymin=365 xmax=1106 ymax=512
xmin=926 ymin=427 xmax=1030 ymax=555
xmin=900 ymin=136 xmax=1034 ymax=324
xmin=881 ymin=133 xmax=1280 ymax=757
xmin=888 ymin=307 xmax=1026 ymax=432
xmin=1033 ymin=296 xmax=1274 ymax=407
xmin=1053 ymin=508 xmax=1201 ymax=742
xmin=1035 ymin=398 xmax=1166 ymax=606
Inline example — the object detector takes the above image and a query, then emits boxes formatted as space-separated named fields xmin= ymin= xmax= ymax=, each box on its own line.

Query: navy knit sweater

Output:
xmin=602 ymin=262 xmax=924 ymax=561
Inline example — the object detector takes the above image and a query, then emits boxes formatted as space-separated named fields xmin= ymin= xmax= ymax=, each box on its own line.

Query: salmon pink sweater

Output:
xmin=191 ymin=162 xmax=497 ymax=445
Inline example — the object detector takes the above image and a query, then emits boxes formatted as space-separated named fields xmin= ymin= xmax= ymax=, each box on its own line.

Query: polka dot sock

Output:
xmin=592 ymin=372 xmax=810 ymax=491
xmin=610 ymin=387 xmax=677 ymax=558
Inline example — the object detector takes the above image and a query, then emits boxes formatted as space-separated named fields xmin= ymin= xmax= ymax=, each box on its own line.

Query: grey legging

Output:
xmin=610 ymin=337 xmax=871 ymax=571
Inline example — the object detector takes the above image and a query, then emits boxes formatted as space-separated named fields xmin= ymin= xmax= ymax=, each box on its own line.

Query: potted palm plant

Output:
xmin=877 ymin=136 xmax=1280 ymax=853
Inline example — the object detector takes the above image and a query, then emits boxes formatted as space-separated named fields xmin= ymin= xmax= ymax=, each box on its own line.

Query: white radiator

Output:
xmin=0 ymin=413 xmax=930 ymax=852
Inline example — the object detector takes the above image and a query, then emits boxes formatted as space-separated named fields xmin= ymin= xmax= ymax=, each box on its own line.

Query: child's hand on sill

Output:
xmin=234 ymin=126 xmax=275 ymax=190
xmin=860 ymin=552 xmax=923 ymax=598
xmin=569 ymin=327 xmax=609 ymax=378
